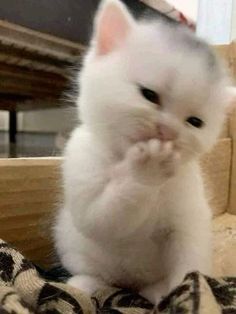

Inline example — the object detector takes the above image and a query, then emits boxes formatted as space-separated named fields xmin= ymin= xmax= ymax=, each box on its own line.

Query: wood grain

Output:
xmin=229 ymin=107 xmax=236 ymax=214
xmin=220 ymin=120 xmax=229 ymax=138
xmin=214 ymin=43 xmax=236 ymax=81
xmin=201 ymin=139 xmax=231 ymax=217
xmin=0 ymin=20 xmax=85 ymax=63
xmin=0 ymin=158 xmax=62 ymax=266
xmin=0 ymin=19 xmax=79 ymax=112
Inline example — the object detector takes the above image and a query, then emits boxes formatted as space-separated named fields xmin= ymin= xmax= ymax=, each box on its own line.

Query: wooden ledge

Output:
xmin=0 ymin=20 xmax=85 ymax=63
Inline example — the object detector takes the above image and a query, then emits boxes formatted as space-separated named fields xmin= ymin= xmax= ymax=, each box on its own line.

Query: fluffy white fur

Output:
xmin=54 ymin=0 xmax=235 ymax=305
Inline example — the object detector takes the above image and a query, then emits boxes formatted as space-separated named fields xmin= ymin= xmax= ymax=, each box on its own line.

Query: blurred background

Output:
xmin=0 ymin=0 xmax=234 ymax=157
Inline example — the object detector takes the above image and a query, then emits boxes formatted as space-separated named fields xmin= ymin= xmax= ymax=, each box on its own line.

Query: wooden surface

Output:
xmin=0 ymin=62 xmax=68 ymax=99
xmin=229 ymin=108 xmax=236 ymax=214
xmin=201 ymin=139 xmax=231 ymax=216
xmin=215 ymin=42 xmax=236 ymax=81
xmin=0 ymin=20 xmax=85 ymax=63
xmin=0 ymin=20 xmax=83 ymax=112
xmin=0 ymin=158 xmax=62 ymax=266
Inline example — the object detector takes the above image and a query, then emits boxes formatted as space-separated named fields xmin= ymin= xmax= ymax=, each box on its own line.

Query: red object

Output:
xmin=140 ymin=0 xmax=196 ymax=31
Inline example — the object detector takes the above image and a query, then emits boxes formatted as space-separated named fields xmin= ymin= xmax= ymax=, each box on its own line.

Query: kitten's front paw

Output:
xmin=67 ymin=275 xmax=106 ymax=296
xmin=127 ymin=139 xmax=180 ymax=181
xmin=140 ymin=280 xmax=168 ymax=306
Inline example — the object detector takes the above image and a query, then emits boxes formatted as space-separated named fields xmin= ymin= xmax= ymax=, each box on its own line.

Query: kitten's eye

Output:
xmin=186 ymin=116 xmax=204 ymax=128
xmin=140 ymin=87 xmax=160 ymax=105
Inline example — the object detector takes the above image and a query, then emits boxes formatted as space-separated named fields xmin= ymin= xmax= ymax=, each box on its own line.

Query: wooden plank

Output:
xmin=0 ymin=74 xmax=66 ymax=94
xmin=0 ymin=20 xmax=85 ymax=62
xmin=0 ymin=77 xmax=64 ymax=98
xmin=0 ymin=158 xmax=62 ymax=266
xmin=0 ymin=44 xmax=73 ymax=69
xmin=0 ymin=98 xmax=65 ymax=112
xmin=200 ymin=139 xmax=232 ymax=216
xmin=0 ymin=52 xmax=69 ymax=76
xmin=230 ymin=42 xmax=236 ymax=81
xmin=214 ymin=44 xmax=231 ymax=60
xmin=220 ymin=120 xmax=229 ymax=138
xmin=229 ymin=107 xmax=236 ymax=214
xmin=0 ymin=203 xmax=55 ymax=218
xmin=214 ymin=43 xmax=236 ymax=81
xmin=0 ymin=62 xmax=67 ymax=85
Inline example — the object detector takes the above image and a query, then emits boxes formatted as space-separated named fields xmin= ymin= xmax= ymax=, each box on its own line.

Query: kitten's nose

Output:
xmin=157 ymin=124 xmax=177 ymax=141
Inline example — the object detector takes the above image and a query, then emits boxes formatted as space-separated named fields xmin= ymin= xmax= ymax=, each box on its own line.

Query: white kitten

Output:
xmin=54 ymin=0 xmax=235 ymax=305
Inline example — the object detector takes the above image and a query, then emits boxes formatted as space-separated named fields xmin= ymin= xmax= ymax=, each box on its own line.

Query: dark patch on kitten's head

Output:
xmin=178 ymin=29 xmax=216 ymax=65
xmin=138 ymin=8 xmax=219 ymax=79
xmin=164 ymin=23 xmax=223 ymax=81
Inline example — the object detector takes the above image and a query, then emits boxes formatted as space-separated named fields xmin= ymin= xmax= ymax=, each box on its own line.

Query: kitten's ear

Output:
xmin=225 ymin=86 xmax=236 ymax=113
xmin=92 ymin=0 xmax=135 ymax=56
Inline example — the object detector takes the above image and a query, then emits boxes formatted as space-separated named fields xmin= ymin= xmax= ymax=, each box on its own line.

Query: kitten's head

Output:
xmin=78 ymin=0 xmax=236 ymax=159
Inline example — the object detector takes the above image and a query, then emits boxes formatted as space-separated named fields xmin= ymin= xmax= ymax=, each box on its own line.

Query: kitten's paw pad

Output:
xmin=159 ymin=142 xmax=180 ymax=176
xmin=127 ymin=140 xmax=157 ymax=163
xmin=127 ymin=139 xmax=164 ymax=163
xmin=67 ymin=275 xmax=106 ymax=296
xmin=128 ymin=139 xmax=179 ymax=171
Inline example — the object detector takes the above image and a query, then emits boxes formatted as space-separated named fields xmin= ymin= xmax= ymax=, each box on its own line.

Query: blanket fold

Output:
xmin=0 ymin=239 xmax=235 ymax=313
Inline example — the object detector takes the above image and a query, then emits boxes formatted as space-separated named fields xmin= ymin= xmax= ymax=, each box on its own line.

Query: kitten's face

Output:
xmin=79 ymin=0 xmax=232 ymax=160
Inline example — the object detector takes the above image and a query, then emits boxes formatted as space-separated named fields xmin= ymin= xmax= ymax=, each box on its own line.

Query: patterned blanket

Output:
xmin=0 ymin=239 xmax=235 ymax=314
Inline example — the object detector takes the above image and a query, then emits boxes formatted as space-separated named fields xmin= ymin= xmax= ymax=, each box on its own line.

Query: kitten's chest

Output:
xmin=101 ymin=227 xmax=171 ymax=287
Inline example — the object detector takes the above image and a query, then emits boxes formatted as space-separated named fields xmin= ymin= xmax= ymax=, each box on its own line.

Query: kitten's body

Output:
xmin=56 ymin=130 xmax=210 ymax=290
xmin=54 ymin=0 xmax=234 ymax=304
